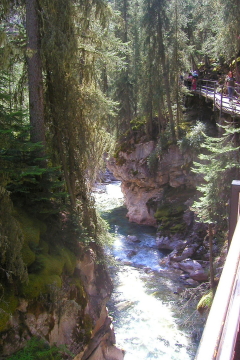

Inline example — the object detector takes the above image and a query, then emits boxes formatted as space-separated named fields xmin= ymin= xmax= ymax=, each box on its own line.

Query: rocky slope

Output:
xmin=0 ymin=209 xmax=124 ymax=360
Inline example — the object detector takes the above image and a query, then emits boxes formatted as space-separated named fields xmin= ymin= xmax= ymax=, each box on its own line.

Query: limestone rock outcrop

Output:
xmin=108 ymin=139 xmax=210 ymax=281
xmin=108 ymin=142 xmax=195 ymax=227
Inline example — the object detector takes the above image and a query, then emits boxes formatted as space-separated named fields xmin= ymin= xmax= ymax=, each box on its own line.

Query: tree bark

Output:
xmin=26 ymin=0 xmax=46 ymax=150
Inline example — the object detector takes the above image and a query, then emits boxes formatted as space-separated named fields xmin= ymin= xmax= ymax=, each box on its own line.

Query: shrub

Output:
xmin=7 ymin=337 xmax=73 ymax=360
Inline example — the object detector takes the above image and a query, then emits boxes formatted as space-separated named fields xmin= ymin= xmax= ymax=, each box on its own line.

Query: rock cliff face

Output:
xmin=108 ymin=141 xmax=195 ymax=227
xmin=0 ymin=243 xmax=124 ymax=360
xmin=108 ymin=140 xmax=212 ymax=284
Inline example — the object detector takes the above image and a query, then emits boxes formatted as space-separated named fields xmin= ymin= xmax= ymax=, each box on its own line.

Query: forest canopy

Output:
xmin=0 ymin=0 xmax=240 ymax=285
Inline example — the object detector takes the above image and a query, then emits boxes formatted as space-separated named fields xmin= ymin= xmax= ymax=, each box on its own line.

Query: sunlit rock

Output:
xmin=108 ymin=143 xmax=195 ymax=227
xmin=178 ymin=259 xmax=203 ymax=273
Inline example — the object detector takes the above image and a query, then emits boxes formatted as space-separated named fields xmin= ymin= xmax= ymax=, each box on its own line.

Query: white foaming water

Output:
xmin=106 ymin=181 xmax=124 ymax=198
xmin=110 ymin=266 xmax=192 ymax=360
xmin=94 ymin=181 xmax=201 ymax=359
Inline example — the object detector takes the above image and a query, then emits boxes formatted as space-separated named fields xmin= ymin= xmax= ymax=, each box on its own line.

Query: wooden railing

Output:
xmin=195 ymin=181 xmax=240 ymax=360
xmin=194 ymin=80 xmax=240 ymax=118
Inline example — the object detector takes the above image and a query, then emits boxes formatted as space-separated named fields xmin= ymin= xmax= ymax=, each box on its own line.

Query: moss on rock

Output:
xmin=21 ymin=273 xmax=62 ymax=299
xmin=14 ymin=208 xmax=47 ymax=246
xmin=70 ymin=277 xmax=88 ymax=308
xmin=197 ymin=291 xmax=213 ymax=314
xmin=21 ymin=243 xmax=36 ymax=267
xmin=0 ymin=289 xmax=19 ymax=332
xmin=21 ymin=246 xmax=77 ymax=299
xmin=13 ymin=208 xmax=47 ymax=268
xmin=154 ymin=195 xmax=188 ymax=234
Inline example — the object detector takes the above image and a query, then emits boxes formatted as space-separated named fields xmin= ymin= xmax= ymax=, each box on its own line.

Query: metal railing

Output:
xmin=195 ymin=181 xmax=240 ymax=360
xmin=193 ymin=80 xmax=240 ymax=118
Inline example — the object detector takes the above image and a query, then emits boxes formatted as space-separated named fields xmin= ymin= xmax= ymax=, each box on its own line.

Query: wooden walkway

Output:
xmin=195 ymin=181 xmax=240 ymax=359
xmin=192 ymin=80 xmax=240 ymax=118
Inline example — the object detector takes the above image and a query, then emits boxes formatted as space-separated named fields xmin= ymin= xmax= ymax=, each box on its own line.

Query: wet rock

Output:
xmin=126 ymin=250 xmax=137 ymax=258
xmin=156 ymin=236 xmax=186 ymax=251
xmin=178 ymin=259 xmax=208 ymax=282
xmin=169 ymin=244 xmax=199 ymax=262
xmin=185 ymin=278 xmax=200 ymax=287
xmin=189 ymin=269 xmax=208 ymax=282
xmin=180 ymin=273 xmax=190 ymax=280
xmin=122 ymin=261 xmax=132 ymax=266
xmin=126 ymin=235 xmax=140 ymax=243
xmin=115 ymin=301 xmax=133 ymax=311
xmin=157 ymin=336 xmax=170 ymax=347
xmin=178 ymin=259 xmax=203 ymax=273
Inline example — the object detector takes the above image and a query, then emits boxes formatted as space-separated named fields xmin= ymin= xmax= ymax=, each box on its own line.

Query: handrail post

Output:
xmin=213 ymin=82 xmax=216 ymax=111
xmin=228 ymin=180 xmax=240 ymax=246
xmin=220 ymin=85 xmax=223 ymax=118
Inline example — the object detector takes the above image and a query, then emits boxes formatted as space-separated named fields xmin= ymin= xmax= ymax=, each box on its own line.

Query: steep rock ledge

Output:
xmin=0 ymin=213 xmax=124 ymax=360
xmin=108 ymin=141 xmax=195 ymax=227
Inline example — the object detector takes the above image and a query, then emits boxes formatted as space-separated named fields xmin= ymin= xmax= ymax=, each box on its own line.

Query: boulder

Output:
xmin=189 ymin=269 xmax=208 ymax=282
xmin=178 ymin=259 xmax=203 ymax=273
xmin=126 ymin=235 xmax=140 ymax=243
xmin=156 ymin=236 xmax=186 ymax=251
xmin=169 ymin=244 xmax=199 ymax=262
xmin=185 ymin=278 xmax=199 ymax=287
xmin=126 ymin=250 xmax=137 ymax=258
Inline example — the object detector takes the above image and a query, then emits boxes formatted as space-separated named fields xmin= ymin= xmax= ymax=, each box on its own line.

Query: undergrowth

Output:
xmin=7 ymin=337 xmax=73 ymax=360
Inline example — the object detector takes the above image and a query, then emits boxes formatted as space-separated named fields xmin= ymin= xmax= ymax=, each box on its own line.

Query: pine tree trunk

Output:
xmin=26 ymin=0 xmax=46 ymax=150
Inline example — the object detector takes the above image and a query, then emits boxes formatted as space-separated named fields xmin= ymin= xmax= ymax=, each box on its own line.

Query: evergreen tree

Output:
xmin=141 ymin=0 xmax=176 ymax=140
xmin=26 ymin=0 xmax=45 ymax=151
xmin=111 ymin=0 xmax=135 ymax=136
xmin=192 ymin=124 xmax=240 ymax=290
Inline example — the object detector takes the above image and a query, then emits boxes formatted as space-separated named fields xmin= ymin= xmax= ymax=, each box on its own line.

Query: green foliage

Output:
xmin=197 ymin=290 xmax=213 ymax=314
xmin=12 ymin=208 xmax=47 ymax=268
xmin=130 ymin=116 xmax=146 ymax=132
xmin=0 ymin=188 xmax=28 ymax=284
xmin=147 ymin=136 xmax=169 ymax=175
xmin=6 ymin=337 xmax=72 ymax=360
xmin=70 ymin=276 xmax=88 ymax=308
xmin=21 ymin=244 xmax=77 ymax=299
xmin=21 ymin=273 xmax=62 ymax=299
xmin=154 ymin=202 xmax=187 ymax=233
xmin=94 ymin=211 xmax=114 ymax=248
xmin=178 ymin=121 xmax=206 ymax=154
xmin=192 ymin=124 xmax=240 ymax=225
xmin=0 ymin=288 xmax=19 ymax=332
xmin=0 ymin=74 xmax=67 ymax=213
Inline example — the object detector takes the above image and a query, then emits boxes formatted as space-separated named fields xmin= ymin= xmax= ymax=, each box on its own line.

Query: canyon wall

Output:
xmin=108 ymin=141 xmax=195 ymax=227
xmin=0 ymin=214 xmax=124 ymax=360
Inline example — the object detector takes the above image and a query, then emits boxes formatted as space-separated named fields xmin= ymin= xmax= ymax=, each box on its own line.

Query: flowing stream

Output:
xmin=94 ymin=181 xmax=205 ymax=360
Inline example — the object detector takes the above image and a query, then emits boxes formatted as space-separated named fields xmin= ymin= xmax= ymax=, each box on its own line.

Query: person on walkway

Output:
xmin=226 ymin=71 xmax=235 ymax=101
xmin=187 ymin=72 xmax=192 ymax=89
xmin=192 ymin=76 xmax=197 ymax=90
